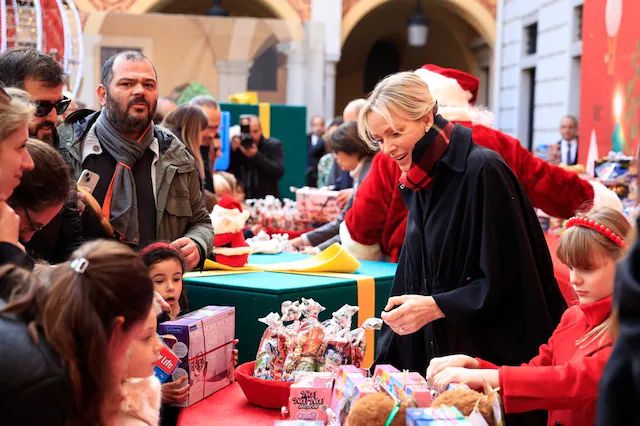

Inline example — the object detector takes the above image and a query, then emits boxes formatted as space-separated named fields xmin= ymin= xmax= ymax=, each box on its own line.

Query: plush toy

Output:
xmin=432 ymin=388 xmax=495 ymax=426
xmin=345 ymin=392 xmax=409 ymax=426
xmin=210 ymin=195 xmax=252 ymax=267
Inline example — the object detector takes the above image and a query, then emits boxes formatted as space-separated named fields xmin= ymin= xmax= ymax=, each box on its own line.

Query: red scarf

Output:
xmin=399 ymin=115 xmax=454 ymax=191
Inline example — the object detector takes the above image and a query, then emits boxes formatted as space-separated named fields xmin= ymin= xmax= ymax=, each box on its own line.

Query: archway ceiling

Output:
xmin=151 ymin=0 xmax=277 ymax=17
xmin=339 ymin=0 xmax=480 ymax=74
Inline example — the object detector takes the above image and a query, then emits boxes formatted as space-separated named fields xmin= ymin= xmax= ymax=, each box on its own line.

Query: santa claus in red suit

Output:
xmin=211 ymin=195 xmax=252 ymax=267
xmin=341 ymin=64 xmax=621 ymax=263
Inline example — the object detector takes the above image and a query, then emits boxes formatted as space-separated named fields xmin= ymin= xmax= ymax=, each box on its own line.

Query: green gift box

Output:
xmin=184 ymin=253 xmax=397 ymax=365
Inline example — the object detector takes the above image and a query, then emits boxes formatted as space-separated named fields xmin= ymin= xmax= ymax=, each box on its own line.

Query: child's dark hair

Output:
xmin=140 ymin=242 xmax=189 ymax=311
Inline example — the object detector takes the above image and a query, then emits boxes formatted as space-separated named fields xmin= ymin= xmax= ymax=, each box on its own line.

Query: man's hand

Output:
xmin=380 ymin=295 xmax=444 ymax=335
xmin=231 ymin=136 xmax=241 ymax=152
xmin=239 ymin=143 xmax=258 ymax=158
xmin=171 ymin=237 xmax=200 ymax=270
xmin=336 ymin=188 xmax=354 ymax=208
xmin=0 ymin=201 xmax=20 ymax=246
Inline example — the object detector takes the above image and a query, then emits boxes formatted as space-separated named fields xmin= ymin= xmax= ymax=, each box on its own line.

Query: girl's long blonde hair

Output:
xmin=557 ymin=206 xmax=630 ymax=347
xmin=162 ymin=104 xmax=208 ymax=179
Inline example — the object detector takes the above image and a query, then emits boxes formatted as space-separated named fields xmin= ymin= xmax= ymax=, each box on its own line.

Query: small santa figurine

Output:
xmin=210 ymin=195 xmax=252 ymax=267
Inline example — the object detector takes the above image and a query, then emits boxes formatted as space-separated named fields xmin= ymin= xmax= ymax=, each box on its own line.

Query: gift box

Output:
xmin=406 ymin=406 xmax=472 ymax=425
xmin=158 ymin=306 xmax=236 ymax=407
xmin=274 ymin=422 xmax=324 ymax=426
xmin=288 ymin=372 xmax=334 ymax=422
xmin=330 ymin=365 xmax=375 ymax=425
xmin=373 ymin=365 xmax=432 ymax=407
xmin=295 ymin=187 xmax=342 ymax=224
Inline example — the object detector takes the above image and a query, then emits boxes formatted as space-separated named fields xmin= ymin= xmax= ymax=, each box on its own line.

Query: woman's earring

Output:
xmin=425 ymin=127 xmax=429 ymax=133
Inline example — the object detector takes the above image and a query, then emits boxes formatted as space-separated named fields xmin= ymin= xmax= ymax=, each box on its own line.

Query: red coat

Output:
xmin=477 ymin=296 xmax=613 ymax=426
xmin=344 ymin=123 xmax=594 ymax=262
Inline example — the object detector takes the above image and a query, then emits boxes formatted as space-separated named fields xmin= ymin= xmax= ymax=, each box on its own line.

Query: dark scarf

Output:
xmin=399 ymin=114 xmax=453 ymax=191
xmin=94 ymin=110 xmax=154 ymax=245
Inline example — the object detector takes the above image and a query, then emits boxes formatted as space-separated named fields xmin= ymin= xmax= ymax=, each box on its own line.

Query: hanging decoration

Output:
xmin=0 ymin=0 xmax=83 ymax=96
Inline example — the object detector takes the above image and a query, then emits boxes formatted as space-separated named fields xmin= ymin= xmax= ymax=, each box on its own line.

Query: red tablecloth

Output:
xmin=179 ymin=234 xmax=577 ymax=426
xmin=178 ymin=382 xmax=280 ymax=425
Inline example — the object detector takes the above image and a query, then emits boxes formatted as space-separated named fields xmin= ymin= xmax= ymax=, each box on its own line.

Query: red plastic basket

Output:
xmin=235 ymin=361 xmax=292 ymax=409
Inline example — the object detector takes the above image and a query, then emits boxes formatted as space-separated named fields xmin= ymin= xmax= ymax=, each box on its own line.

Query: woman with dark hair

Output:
xmin=0 ymin=239 xmax=155 ymax=425
xmin=8 ymin=139 xmax=71 ymax=251
xmin=292 ymin=121 xmax=376 ymax=251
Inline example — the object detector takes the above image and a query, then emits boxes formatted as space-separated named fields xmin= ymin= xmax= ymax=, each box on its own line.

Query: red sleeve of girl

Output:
xmin=497 ymin=345 xmax=612 ymax=413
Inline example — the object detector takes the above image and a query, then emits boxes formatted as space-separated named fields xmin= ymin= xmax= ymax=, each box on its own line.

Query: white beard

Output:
xmin=211 ymin=210 xmax=250 ymax=234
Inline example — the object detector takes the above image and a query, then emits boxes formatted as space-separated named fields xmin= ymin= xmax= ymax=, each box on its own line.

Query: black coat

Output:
xmin=0 ymin=242 xmax=34 ymax=300
xmin=375 ymin=124 xmax=566 ymax=386
xmin=306 ymin=133 xmax=325 ymax=187
xmin=230 ymin=136 xmax=284 ymax=199
xmin=597 ymin=218 xmax=640 ymax=425
xmin=0 ymin=303 xmax=74 ymax=424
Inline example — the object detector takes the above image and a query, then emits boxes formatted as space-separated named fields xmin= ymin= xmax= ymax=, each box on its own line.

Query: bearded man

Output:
xmin=58 ymin=51 xmax=213 ymax=269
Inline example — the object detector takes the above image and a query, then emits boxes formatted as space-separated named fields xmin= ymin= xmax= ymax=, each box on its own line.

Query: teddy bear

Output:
xmin=432 ymin=388 xmax=495 ymax=426
xmin=345 ymin=392 xmax=410 ymax=426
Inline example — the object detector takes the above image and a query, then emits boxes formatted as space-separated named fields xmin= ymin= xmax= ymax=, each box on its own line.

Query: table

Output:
xmin=184 ymin=253 xmax=397 ymax=364
xmin=178 ymin=382 xmax=279 ymax=425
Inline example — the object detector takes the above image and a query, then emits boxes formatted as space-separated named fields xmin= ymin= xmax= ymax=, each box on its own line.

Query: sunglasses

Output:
xmin=23 ymin=208 xmax=46 ymax=232
xmin=34 ymin=96 xmax=71 ymax=118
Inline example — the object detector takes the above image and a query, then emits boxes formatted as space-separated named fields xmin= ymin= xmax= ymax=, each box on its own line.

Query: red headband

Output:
xmin=565 ymin=217 xmax=626 ymax=248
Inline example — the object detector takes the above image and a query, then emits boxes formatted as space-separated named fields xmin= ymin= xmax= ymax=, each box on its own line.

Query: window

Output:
xmin=573 ymin=5 xmax=583 ymax=42
xmin=248 ymin=46 xmax=277 ymax=91
xmin=524 ymin=23 xmax=538 ymax=55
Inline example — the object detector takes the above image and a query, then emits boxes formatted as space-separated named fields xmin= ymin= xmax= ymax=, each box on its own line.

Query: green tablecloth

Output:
xmin=184 ymin=253 xmax=397 ymax=363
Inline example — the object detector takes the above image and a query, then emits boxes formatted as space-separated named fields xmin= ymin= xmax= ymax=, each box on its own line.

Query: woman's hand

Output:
xmin=0 ymin=201 xmax=20 ymax=246
xmin=336 ymin=188 xmax=354 ymax=208
xmin=161 ymin=375 xmax=190 ymax=404
xmin=426 ymin=355 xmax=479 ymax=384
xmin=380 ymin=295 xmax=444 ymax=335
xmin=290 ymin=236 xmax=309 ymax=249
xmin=232 ymin=338 xmax=239 ymax=367
xmin=431 ymin=367 xmax=499 ymax=393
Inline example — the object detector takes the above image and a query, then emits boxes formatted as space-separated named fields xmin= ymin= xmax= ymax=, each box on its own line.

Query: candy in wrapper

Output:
xmin=255 ymin=312 xmax=287 ymax=380
xmin=321 ymin=304 xmax=359 ymax=335
xmin=282 ymin=300 xmax=326 ymax=380
xmin=321 ymin=329 xmax=352 ymax=374
xmin=281 ymin=300 xmax=302 ymax=322
xmin=349 ymin=317 xmax=383 ymax=367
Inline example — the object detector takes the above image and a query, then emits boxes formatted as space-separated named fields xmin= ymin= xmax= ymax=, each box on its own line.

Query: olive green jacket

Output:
xmin=57 ymin=111 xmax=213 ymax=260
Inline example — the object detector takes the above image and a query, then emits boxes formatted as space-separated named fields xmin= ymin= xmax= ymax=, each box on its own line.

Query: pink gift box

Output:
xmin=289 ymin=373 xmax=334 ymax=423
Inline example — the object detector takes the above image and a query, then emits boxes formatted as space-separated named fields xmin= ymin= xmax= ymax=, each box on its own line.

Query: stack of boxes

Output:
xmin=373 ymin=365 xmax=433 ymax=407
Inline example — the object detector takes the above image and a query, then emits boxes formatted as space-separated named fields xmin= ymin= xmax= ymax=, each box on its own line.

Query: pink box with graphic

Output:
xmin=330 ymin=365 xmax=374 ymax=425
xmin=289 ymin=373 xmax=334 ymax=423
xmin=158 ymin=306 xmax=235 ymax=407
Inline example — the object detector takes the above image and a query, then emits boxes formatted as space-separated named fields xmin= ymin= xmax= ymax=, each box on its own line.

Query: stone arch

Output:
xmin=342 ymin=0 xmax=495 ymax=48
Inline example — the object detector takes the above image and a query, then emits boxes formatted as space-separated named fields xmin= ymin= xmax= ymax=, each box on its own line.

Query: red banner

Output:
xmin=580 ymin=0 xmax=640 ymax=160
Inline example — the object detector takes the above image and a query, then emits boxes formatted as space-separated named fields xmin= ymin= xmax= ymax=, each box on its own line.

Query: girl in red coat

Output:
xmin=426 ymin=206 xmax=630 ymax=426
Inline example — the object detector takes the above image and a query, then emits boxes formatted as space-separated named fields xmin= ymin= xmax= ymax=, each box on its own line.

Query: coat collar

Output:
xmin=435 ymin=123 xmax=473 ymax=174
xmin=580 ymin=295 xmax=612 ymax=327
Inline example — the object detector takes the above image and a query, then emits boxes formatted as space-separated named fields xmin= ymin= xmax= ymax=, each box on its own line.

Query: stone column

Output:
xmin=324 ymin=60 xmax=337 ymax=119
xmin=215 ymin=59 xmax=253 ymax=101
xmin=279 ymin=40 xmax=306 ymax=107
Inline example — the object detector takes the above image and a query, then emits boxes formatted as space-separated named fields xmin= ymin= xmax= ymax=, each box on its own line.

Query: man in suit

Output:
xmin=557 ymin=115 xmax=579 ymax=165
xmin=305 ymin=115 xmax=326 ymax=187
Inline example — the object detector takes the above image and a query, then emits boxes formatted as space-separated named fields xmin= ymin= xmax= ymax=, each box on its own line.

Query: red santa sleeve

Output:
xmin=472 ymin=125 xmax=594 ymax=218
xmin=498 ymin=345 xmax=612 ymax=413
xmin=342 ymin=153 xmax=395 ymax=260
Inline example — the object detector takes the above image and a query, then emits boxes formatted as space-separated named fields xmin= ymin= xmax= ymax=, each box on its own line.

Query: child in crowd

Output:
xmin=115 ymin=303 xmax=164 ymax=425
xmin=426 ymin=207 xmax=630 ymax=426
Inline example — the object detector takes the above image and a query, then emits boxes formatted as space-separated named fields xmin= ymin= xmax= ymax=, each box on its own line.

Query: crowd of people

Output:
xmin=0 ymin=44 xmax=639 ymax=426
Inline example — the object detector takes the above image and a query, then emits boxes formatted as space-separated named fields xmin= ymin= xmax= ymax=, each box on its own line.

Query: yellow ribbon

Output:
xmin=258 ymin=102 xmax=271 ymax=138
xmin=183 ymin=243 xmax=376 ymax=368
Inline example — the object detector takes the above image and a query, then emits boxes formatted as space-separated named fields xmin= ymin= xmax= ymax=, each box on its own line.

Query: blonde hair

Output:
xmin=556 ymin=207 xmax=630 ymax=348
xmin=0 ymin=87 xmax=34 ymax=140
xmin=357 ymin=72 xmax=437 ymax=150
xmin=213 ymin=171 xmax=237 ymax=197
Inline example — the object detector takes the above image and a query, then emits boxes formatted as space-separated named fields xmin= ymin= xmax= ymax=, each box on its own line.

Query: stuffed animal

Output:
xmin=432 ymin=388 xmax=495 ymax=426
xmin=345 ymin=392 xmax=409 ymax=426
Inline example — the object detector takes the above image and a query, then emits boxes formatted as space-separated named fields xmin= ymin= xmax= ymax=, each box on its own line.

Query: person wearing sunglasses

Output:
xmin=0 ymin=47 xmax=69 ymax=146
xmin=8 ymin=139 xmax=72 ymax=253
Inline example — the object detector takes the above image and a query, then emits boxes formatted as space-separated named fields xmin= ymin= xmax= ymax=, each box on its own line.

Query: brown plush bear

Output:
xmin=432 ymin=388 xmax=495 ymax=426
xmin=346 ymin=392 xmax=409 ymax=426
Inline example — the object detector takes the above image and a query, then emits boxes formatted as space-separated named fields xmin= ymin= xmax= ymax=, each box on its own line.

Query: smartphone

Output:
xmin=77 ymin=169 xmax=100 ymax=194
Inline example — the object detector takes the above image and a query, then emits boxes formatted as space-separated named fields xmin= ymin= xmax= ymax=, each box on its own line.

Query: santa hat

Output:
xmin=213 ymin=195 xmax=243 ymax=216
xmin=415 ymin=64 xmax=479 ymax=106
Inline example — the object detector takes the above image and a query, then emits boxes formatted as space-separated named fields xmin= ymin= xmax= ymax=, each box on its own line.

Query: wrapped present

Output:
xmin=288 ymin=372 xmax=334 ymax=423
xmin=406 ymin=406 xmax=472 ymax=425
xmin=373 ymin=365 xmax=432 ymax=407
xmin=329 ymin=365 xmax=375 ymax=425
xmin=158 ymin=306 xmax=235 ymax=407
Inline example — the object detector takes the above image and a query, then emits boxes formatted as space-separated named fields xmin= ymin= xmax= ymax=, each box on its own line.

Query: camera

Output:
xmin=239 ymin=115 xmax=254 ymax=149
